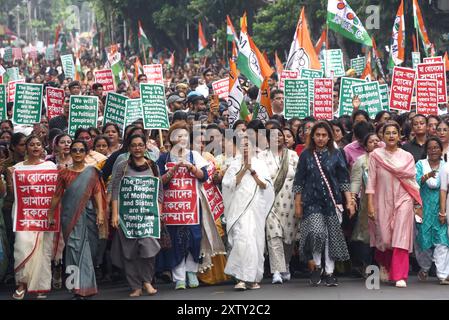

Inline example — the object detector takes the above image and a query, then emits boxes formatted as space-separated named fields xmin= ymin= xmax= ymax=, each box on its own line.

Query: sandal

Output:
xmin=13 ymin=289 xmax=26 ymax=300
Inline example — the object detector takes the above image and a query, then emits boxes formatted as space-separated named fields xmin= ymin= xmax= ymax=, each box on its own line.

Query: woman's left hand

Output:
xmin=347 ymin=203 xmax=356 ymax=218
xmin=97 ymin=213 xmax=105 ymax=226
xmin=415 ymin=206 xmax=423 ymax=218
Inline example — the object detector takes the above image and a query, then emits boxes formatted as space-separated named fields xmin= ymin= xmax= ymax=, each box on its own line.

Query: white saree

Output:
xmin=222 ymin=155 xmax=275 ymax=283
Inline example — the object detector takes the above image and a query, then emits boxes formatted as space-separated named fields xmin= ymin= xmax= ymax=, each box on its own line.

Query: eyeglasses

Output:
xmin=71 ymin=147 xmax=86 ymax=154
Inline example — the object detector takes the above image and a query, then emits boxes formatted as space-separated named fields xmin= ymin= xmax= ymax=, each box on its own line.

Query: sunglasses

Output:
xmin=71 ymin=147 xmax=86 ymax=154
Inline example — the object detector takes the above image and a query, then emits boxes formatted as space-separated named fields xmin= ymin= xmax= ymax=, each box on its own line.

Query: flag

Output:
xmin=54 ymin=24 xmax=62 ymax=47
xmin=444 ymin=52 xmax=449 ymax=71
xmin=389 ymin=0 xmax=405 ymax=66
xmin=253 ymin=77 xmax=272 ymax=122
xmin=240 ymin=100 xmax=252 ymax=122
xmin=198 ymin=21 xmax=208 ymax=53
xmin=237 ymin=13 xmax=273 ymax=88
xmin=12 ymin=48 xmax=23 ymax=61
xmin=168 ymin=52 xmax=175 ymax=68
xmin=111 ymin=60 xmax=125 ymax=84
xmin=286 ymin=8 xmax=321 ymax=72
xmin=275 ymin=51 xmax=284 ymax=75
xmin=185 ymin=48 xmax=190 ymax=61
xmin=226 ymin=15 xmax=239 ymax=44
xmin=413 ymin=0 xmax=431 ymax=55
xmin=315 ymin=29 xmax=328 ymax=55
xmin=134 ymin=57 xmax=144 ymax=80
xmin=227 ymin=59 xmax=245 ymax=128
xmin=231 ymin=40 xmax=238 ymax=61
xmin=327 ymin=0 xmax=373 ymax=47
xmin=372 ymin=37 xmax=386 ymax=81
xmin=138 ymin=20 xmax=151 ymax=50
xmin=361 ymin=51 xmax=373 ymax=81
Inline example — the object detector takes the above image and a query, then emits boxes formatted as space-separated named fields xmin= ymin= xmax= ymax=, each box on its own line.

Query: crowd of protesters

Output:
xmin=1 ymin=44 xmax=449 ymax=300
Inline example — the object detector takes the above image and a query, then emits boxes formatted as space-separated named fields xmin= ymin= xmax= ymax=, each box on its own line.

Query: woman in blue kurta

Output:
xmin=415 ymin=137 xmax=449 ymax=284
xmin=156 ymin=122 xmax=209 ymax=290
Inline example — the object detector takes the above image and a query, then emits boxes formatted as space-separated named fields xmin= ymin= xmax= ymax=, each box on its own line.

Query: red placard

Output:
xmin=279 ymin=70 xmax=299 ymax=91
xmin=416 ymin=79 xmax=438 ymax=116
xmin=7 ymin=79 xmax=25 ymax=103
xmin=13 ymin=169 xmax=60 ymax=232
xmin=212 ymin=78 xmax=229 ymax=101
xmin=417 ymin=62 xmax=447 ymax=104
xmin=389 ymin=67 xmax=416 ymax=112
xmin=94 ymin=69 xmax=115 ymax=94
xmin=0 ymin=76 xmax=3 ymax=84
xmin=143 ymin=64 xmax=164 ymax=85
xmin=423 ymin=56 xmax=443 ymax=64
xmin=313 ymin=78 xmax=333 ymax=120
xmin=202 ymin=162 xmax=224 ymax=221
xmin=162 ymin=163 xmax=199 ymax=225
xmin=46 ymin=87 xmax=65 ymax=120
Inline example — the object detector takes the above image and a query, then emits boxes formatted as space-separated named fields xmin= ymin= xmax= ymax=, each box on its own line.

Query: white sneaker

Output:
xmin=272 ymin=272 xmax=283 ymax=284
xmin=281 ymin=272 xmax=291 ymax=282
xmin=395 ymin=280 xmax=407 ymax=288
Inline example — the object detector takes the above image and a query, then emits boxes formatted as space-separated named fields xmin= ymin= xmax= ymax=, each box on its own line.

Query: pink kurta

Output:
xmin=365 ymin=148 xmax=415 ymax=253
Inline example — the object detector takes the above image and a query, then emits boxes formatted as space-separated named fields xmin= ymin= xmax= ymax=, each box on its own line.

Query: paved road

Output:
xmin=2 ymin=275 xmax=449 ymax=300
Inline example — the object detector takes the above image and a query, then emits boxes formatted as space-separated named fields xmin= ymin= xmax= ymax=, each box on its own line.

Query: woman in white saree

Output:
xmin=222 ymin=136 xmax=275 ymax=290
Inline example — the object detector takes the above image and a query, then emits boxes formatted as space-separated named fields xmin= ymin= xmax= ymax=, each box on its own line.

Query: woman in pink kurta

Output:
xmin=366 ymin=121 xmax=422 ymax=288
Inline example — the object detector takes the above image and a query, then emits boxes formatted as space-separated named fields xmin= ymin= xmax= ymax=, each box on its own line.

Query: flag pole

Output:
xmin=142 ymin=44 xmax=147 ymax=65
xmin=159 ymin=130 xmax=165 ymax=152
xmin=416 ymin=27 xmax=420 ymax=53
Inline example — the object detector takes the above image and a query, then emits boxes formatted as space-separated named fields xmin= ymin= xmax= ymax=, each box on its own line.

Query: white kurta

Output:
xmin=222 ymin=156 xmax=275 ymax=282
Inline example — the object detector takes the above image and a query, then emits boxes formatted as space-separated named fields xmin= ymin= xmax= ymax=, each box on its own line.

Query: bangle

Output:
xmin=439 ymin=212 xmax=447 ymax=217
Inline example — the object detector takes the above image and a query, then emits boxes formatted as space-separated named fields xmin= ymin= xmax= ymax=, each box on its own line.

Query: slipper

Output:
xmin=248 ymin=283 xmax=261 ymax=290
xmin=13 ymin=289 xmax=26 ymax=300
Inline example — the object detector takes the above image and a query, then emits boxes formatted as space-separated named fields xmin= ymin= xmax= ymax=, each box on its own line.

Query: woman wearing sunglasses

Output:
xmin=48 ymin=140 xmax=107 ymax=300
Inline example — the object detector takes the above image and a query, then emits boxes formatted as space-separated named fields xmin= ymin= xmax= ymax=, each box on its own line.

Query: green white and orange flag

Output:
xmin=138 ymin=20 xmax=151 ymax=50
xmin=134 ymin=57 xmax=144 ymax=80
xmin=389 ymin=0 xmax=405 ymax=66
xmin=314 ymin=29 xmax=328 ymax=55
xmin=168 ymin=52 xmax=175 ymax=69
xmin=74 ymin=51 xmax=82 ymax=81
xmin=226 ymin=15 xmax=239 ymax=44
xmin=286 ymin=7 xmax=321 ymax=72
xmin=198 ymin=21 xmax=208 ymax=53
xmin=237 ymin=13 xmax=273 ymax=88
xmin=231 ymin=40 xmax=238 ymax=61
xmin=227 ymin=59 xmax=246 ymax=127
xmin=372 ymin=36 xmax=386 ymax=81
xmin=413 ymin=0 xmax=431 ymax=55
xmin=327 ymin=0 xmax=372 ymax=47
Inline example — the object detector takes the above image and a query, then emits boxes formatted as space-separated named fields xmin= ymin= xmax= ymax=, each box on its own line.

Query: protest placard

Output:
xmin=417 ymin=62 xmax=447 ymax=104
xmin=379 ymin=84 xmax=390 ymax=111
xmin=13 ymin=83 xmax=43 ymax=125
xmin=423 ymin=56 xmax=443 ymax=64
xmin=60 ymin=54 xmax=75 ymax=79
xmin=412 ymin=52 xmax=421 ymax=70
xmin=140 ymin=83 xmax=170 ymax=130
xmin=313 ymin=78 xmax=333 ymax=120
xmin=351 ymin=81 xmax=382 ymax=118
xmin=338 ymin=77 xmax=366 ymax=116
xmin=94 ymin=69 xmax=115 ymax=94
xmin=279 ymin=70 xmax=299 ymax=91
xmin=390 ymin=67 xmax=416 ymax=112
xmin=3 ymin=48 xmax=12 ymax=62
xmin=0 ymin=84 xmax=6 ymax=120
xmin=45 ymin=45 xmax=55 ymax=61
xmin=350 ymin=57 xmax=366 ymax=76
xmin=162 ymin=163 xmax=199 ymax=225
xmin=212 ymin=78 xmax=230 ymax=100
xmin=119 ymin=176 xmax=160 ymax=239
xmin=299 ymin=68 xmax=323 ymax=102
xmin=324 ymin=49 xmax=345 ymax=78
xmin=6 ymin=67 xmax=19 ymax=82
xmin=284 ymin=79 xmax=310 ymax=119
xmin=68 ymin=95 xmax=98 ymax=137
xmin=46 ymin=87 xmax=65 ymax=120
xmin=416 ymin=79 xmax=438 ymax=116
xmin=103 ymin=92 xmax=127 ymax=132
xmin=124 ymin=99 xmax=143 ymax=128
xmin=7 ymin=79 xmax=25 ymax=103
xmin=143 ymin=64 xmax=164 ymax=85
xmin=13 ymin=168 xmax=60 ymax=232
xmin=202 ymin=163 xmax=224 ymax=221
